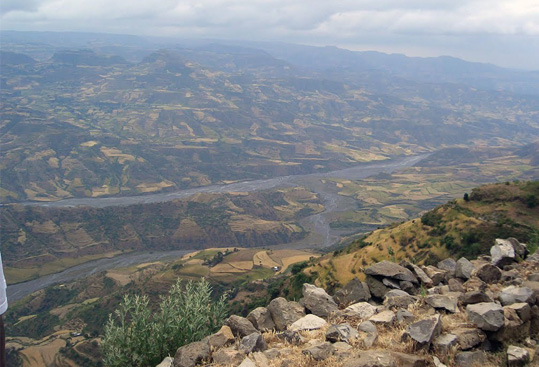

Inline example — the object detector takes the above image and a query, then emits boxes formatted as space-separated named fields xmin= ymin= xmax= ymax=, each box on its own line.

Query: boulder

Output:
xmin=302 ymin=342 xmax=334 ymax=361
xmin=453 ymin=328 xmax=486 ymax=350
xmin=498 ymin=286 xmax=534 ymax=306
xmin=226 ymin=315 xmax=258 ymax=337
xmin=300 ymin=283 xmax=339 ymax=317
xmin=212 ymin=348 xmax=244 ymax=366
xmin=384 ymin=290 xmax=416 ymax=309
xmin=455 ymin=257 xmax=474 ymax=279
xmin=433 ymin=333 xmax=458 ymax=353
xmin=208 ymin=325 xmax=235 ymax=349
xmin=343 ymin=302 xmax=378 ymax=319
xmin=342 ymin=352 xmax=397 ymax=367
xmin=251 ymin=352 xmax=269 ymax=367
xmin=506 ymin=238 xmax=528 ymax=258
xmin=173 ymin=339 xmax=210 ymax=367
xmin=466 ymin=302 xmax=505 ymax=331
xmin=425 ymin=295 xmax=457 ymax=313
xmin=491 ymin=239 xmax=517 ymax=267
xmin=454 ymin=351 xmax=486 ymax=367
xmin=267 ymin=297 xmax=305 ymax=331
xmin=448 ymin=278 xmax=465 ymax=293
xmin=325 ymin=323 xmax=358 ymax=343
xmin=507 ymin=302 xmax=531 ymax=322
xmin=365 ymin=261 xmax=418 ymax=283
xmin=289 ymin=314 xmax=327 ymax=332
xmin=491 ymin=307 xmax=530 ymax=343
xmin=402 ymin=261 xmax=433 ymax=286
xmin=390 ymin=351 xmax=431 ymax=367
xmin=247 ymin=307 xmax=275 ymax=332
xmin=396 ymin=309 xmax=415 ymax=324
xmin=240 ymin=332 xmax=267 ymax=354
xmin=357 ymin=321 xmax=378 ymax=348
xmin=507 ymin=345 xmax=530 ymax=367
xmin=366 ymin=275 xmax=391 ymax=299
xmin=476 ymin=264 xmax=502 ymax=284
xmin=403 ymin=314 xmax=442 ymax=349
xmin=334 ymin=277 xmax=371 ymax=306
xmin=369 ymin=310 xmax=396 ymax=325
xmin=423 ymin=266 xmax=447 ymax=286
xmin=461 ymin=291 xmax=493 ymax=305
xmin=437 ymin=258 xmax=457 ymax=277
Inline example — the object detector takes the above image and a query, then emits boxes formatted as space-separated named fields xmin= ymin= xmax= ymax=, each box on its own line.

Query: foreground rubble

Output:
xmin=160 ymin=238 xmax=539 ymax=367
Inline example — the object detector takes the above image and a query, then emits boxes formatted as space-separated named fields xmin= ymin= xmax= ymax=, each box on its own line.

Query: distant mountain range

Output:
xmin=1 ymin=31 xmax=538 ymax=202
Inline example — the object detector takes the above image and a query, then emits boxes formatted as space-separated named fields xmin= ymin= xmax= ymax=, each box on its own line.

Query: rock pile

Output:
xmin=160 ymin=238 xmax=539 ymax=367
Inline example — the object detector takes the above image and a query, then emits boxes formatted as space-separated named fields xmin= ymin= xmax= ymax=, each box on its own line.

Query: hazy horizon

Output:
xmin=1 ymin=0 xmax=539 ymax=70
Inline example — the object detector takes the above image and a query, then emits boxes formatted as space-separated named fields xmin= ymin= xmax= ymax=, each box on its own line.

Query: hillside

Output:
xmin=2 ymin=37 xmax=539 ymax=202
xmin=311 ymin=181 xmax=539 ymax=290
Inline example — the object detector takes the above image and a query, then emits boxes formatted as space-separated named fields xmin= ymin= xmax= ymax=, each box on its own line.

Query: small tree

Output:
xmin=103 ymin=278 xmax=228 ymax=367
xmin=463 ymin=192 xmax=470 ymax=202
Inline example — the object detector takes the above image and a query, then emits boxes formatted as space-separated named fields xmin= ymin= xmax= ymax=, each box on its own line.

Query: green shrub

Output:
xmin=102 ymin=278 xmax=227 ymax=367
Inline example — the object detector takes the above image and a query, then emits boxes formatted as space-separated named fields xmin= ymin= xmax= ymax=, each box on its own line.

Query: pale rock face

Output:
xmin=267 ymin=297 xmax=305 ymax=331
xmin=507 ymin=345 xmax=530 ymax=366
xmin=325 ymin=323 xmax=358 ymax=343
xmin=491 ymin=239 xmax=516 ymax=267
xmin=288 ymin=314 xmax=327 ymax=331
xmin=343 ymin=302 xmax=378 ymax=319
xmin=455 ymin=257 xmax=474 ymax=279
xmin=247 ymin=307 xmax=276 ymax=332
xmin=498 ymin=286 xmax=534 ymax=306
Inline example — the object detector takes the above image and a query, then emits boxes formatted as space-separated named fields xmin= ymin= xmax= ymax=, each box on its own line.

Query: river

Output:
xmin=8 ymin=154 xmax=428 ymax=301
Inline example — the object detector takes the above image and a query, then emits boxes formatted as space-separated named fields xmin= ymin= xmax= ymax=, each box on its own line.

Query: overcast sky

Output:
xmin=2 ymin=0 xmax=539 ymax=70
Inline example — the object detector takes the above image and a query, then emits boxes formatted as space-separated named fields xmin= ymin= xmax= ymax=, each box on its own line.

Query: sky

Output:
xmin=2 ymin=0 xmax=539 ymax=70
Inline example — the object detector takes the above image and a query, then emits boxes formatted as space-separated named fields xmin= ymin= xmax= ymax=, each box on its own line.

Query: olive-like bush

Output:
xmin=103 ymin=278 xmax=227 ymax=367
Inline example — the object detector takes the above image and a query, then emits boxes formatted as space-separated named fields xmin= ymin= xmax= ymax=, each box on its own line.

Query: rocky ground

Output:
xmin=158 ymin=237 xmax=539 ymax=367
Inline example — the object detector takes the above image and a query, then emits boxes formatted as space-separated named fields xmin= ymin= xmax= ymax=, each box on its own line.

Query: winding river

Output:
xmin=8 ymin=154 xmax=428 ymax=302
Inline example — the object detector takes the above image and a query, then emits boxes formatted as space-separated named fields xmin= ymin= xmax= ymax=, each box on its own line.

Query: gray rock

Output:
xmin=302 ymin=342 xmax=334 ymax=361
xmin=208 ymin=325 xmax=235 ymax=349
xmin=240 ymin=332 xmax=267 ymax=354
xmin=425 ymin=295 xmax=457 ymax=313
xmin=173 ymin=339 xmax=210 ymax=367
xmin=342 ymin=352 xmax=397 ymax=367
xmin=433 ymin=356 xmax=447 ymax=367
xmin=437 ymin=258 xmax=457 ymax=277
xmin=463 ymin=277 xmax=487 ymax=292
xmin=396 ymin=309 xmax=415 ymax=324
xmin=247 ymin=307 xmax=275 ymax=332
xmin=366 ymin=275 xmax=391 ymax=299
xmin=501 ymin=269 xmax=521 ymax=284
xmin=212 ymin=348 xmax=244 ymax=366
xmin=456 ymin=257 xmax=474 ymax=279
xmin=383 ymin=277 xmax=401 ymax=289
xmin=251 ymin=352 xmax=269 ymax=367
xmin=399 ymin=280 xmax=417 ymax=295
xmin=267 ymin=297 xmax=305 ymax=331
xmin=528 ymin=273 xmax=539 ymax=282
xmin=334 ymin=277 xmax=371 ymax=306
xmin=156 ymin=357 xmax=173 ymax=367
xmin=507 ymin=345 xmax=530 ymax=367
xmin=300 ymin=283 xmax=339 ymax=317
xmin=454 ymin=351 xmax=486 ymax=367
xmin=226 ymin=315 xmax=258 ymax=337
xmin=448 ymin=278 xmax=465 ymax=292
xmin=325 ymin=323 xmax=358 ymax=343
xmin=333 ymin=341 xmax=353 ymax=359
xmin=238 ymin=357 xmax=256 ymax=367
xmin=276 ymin=330 xmax=304 ymax=345
xmin=423 ymin=266 xmax=447 ymax=286
xmin=466 ymin=302 xmax=505 ymax=331
xmin=499 ymin=286 xmax=534 ymax=306
xmin=476 ymin=264 xmax=502 ymax=284
xmin=384 ymin=289 xmax=416 ymax=309
xmin=391 ymin=351 xmax=431 ymax=367
xmin=343 ymin=302 xmax=378 ymax=319
xmin=403 ymin=314 xmax=442 ymax=348
xmin=507 ymin=302 xmax=532 ymax=322
xmin=402 ymin=261 xmax=433 ymax=286
xmin=461 ymin=291 xmax=493 ymax=305
xmin=433 ymin=333 xmax=458 ymax=353
xmin=507 ymin=238 xmax=528 ymax=258
xmin=491 ymin=239 xmax=517 ymax=267
xmin=369 ymin=310 xmax=396 ymax=325
xmin=357 ymin=321 xmax=378 ymax=348
xmin=365 ymin=261 xmax=418 ymax=283
xmin=289 ymin=314 xmax=327 ymax=331
xmin=453 ymin=328 xmax=486 ymax=350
